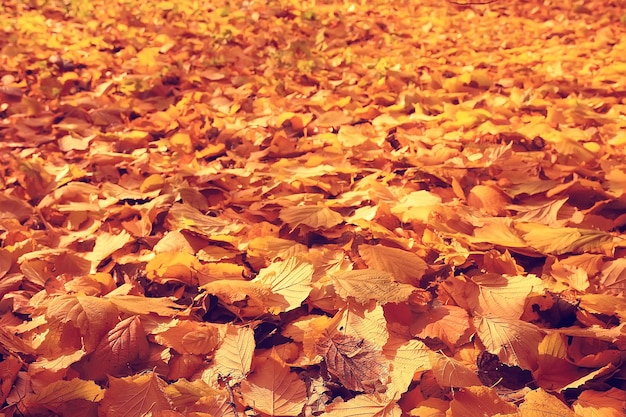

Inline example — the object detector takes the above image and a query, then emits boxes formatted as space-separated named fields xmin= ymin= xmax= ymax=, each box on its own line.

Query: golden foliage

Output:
xmin=1 ymin=0 xmax=626 ymax=415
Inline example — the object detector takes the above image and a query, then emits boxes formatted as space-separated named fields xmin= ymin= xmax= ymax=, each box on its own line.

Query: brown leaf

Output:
xmin=315 ymin=331 xmax=389 ymax=393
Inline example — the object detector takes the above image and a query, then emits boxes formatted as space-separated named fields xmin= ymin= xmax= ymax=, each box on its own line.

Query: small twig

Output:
xmin=221 ymin=376 xmax=241 ymax=417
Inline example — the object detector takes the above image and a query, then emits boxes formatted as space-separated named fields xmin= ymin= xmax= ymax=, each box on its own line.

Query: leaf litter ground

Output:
xmin=1 ymin=0 xmax=626 ymax=416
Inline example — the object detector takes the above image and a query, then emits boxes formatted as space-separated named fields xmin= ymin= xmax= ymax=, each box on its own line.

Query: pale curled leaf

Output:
xmin=214 ymin=325 xmax=255 ymax=384
xmin=252 ymin=257 xmax=314 ymax=313
xmin=279 ymin=205 xmax=344 ymax=230
xmin=332 ymin=269 xmax=418 ymax=304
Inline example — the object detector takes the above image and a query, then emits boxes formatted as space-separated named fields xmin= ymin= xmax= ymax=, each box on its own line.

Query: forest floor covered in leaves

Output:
xmin=1 ymin=0 xmax=626 ymax=416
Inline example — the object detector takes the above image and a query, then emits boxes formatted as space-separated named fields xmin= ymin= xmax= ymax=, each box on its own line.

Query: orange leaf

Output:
xmin=85 ymin=230 xmax=133 ymax=272
xmin=598 ymin=258 xmax=626 ymax=296
xmin=469 ymin=273 xmax=543 ymax=319
xmin=240 ymin=351 xmax=307 ymax=416
xmin=358 ymin=244 xmax=428 ymax=286
xmin=428 ymin=351 xmax=481 ymax=388
xmin=105 ymin=294 xmax=185 ymax=316
xmin=390 ymin=190 xmax=441 ymax=223
xmin=201 ymin=279 xmax=272 ymax=317
xmin=573 ymin=387 xmax=626 ymax=417
xmin=46 ymin=294 xmax=119 ymax=352
xmin=0 ymin=356 xmax=21 ymax=404
xmin=145 ymin=251 xmax=201 ymax=286
xmin=164 ymin=379 xmax=229 ymax=414
xmin=100 ymin=372 xmax=172 ymax=417
xmin=411 ymin=305 xmax=471 ymax=349
xmin=279 ymin=205 xmax=344 ymax=231
xmin=519 ymin=388 xmax=577 ymax=417
xmin=474 ymin=315 xmax=543 ymax=370
xmin=19 ymin=378 xmax=103 ymax=415
xmin=321 ymin=393 xmax=401 ymax=417
xmin=383 ymin=337 xmax=431 ymax=397
xmin=448 ymin=386 xmax=517 ymax=417
xmin=165 ymin=203 xmax=242 ymax=239
xmin=153 ymin=320 xmax=219 ymax=355
xmin=79 ymin=315 xmax=150 ymax=380
xmin=519 ymin=224 xmax=613 ymax=255
xmin=335 ymin=303 xmax=389 ymax=349
xmin=467 ymin=184 xmax=510 ymax=216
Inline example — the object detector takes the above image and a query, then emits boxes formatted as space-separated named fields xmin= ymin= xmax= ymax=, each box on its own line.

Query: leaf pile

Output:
xmin=1 ymin=0 xmax=626 ymax=415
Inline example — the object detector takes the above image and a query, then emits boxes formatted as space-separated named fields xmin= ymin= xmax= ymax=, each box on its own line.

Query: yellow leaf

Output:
xmin=145 ymin=251 xmax=201 ymax=285
xmin=137 ymin=46 xmax=161 ymax=69
xmin=252 ymin=257 xmax=314 ymax=313
xmin=332 ymin=269 xmax=419 ymax=304
xmin=520 ymin=224 xmax=613 ymax=255
xmin=170 ymin=132 xmax=193 ymax=153
xmin=390 ymin=190 xmax=441 ymax=223
xmin=214 ymin=325 xmax=255 ymax=384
